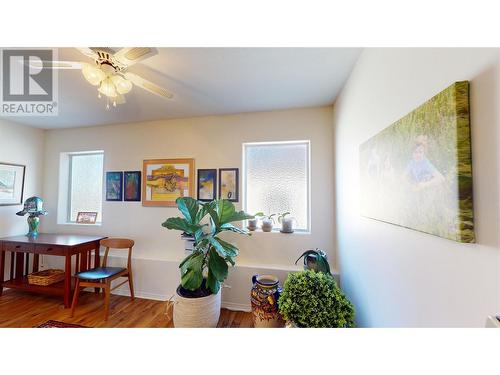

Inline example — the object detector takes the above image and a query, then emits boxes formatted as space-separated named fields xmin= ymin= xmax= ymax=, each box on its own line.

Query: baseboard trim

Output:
xmin=221 ymin=301 xmax=251 ymax=312
xmin=112 ymin=287 xmax=251 ymax=312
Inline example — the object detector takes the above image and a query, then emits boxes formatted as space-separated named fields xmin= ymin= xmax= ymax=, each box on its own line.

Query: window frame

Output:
xmin=66 ymin=151 xmax=104 ymax=224
xmin=242 ymin=140 xmax=311 ymax=233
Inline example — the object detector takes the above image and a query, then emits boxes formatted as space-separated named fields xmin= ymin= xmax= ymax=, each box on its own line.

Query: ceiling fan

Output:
xmin=33 ymin=47 xmax=174 ymax=109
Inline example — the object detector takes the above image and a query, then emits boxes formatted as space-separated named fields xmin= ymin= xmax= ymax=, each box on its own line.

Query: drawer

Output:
xmin=34 ymin=244 xmax=67 ymax=256
xmin=3 ymin=242 xmax=34 ymax=253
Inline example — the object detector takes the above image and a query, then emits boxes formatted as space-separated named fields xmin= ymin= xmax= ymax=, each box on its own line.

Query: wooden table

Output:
xmin=0 ymin=234 xmax=106 ymax=308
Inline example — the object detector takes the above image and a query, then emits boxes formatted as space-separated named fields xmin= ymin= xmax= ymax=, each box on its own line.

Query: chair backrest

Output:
xmin=100 ymin=238 xmax=135 ymax=269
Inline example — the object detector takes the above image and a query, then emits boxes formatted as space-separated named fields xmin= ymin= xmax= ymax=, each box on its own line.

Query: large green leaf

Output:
xmin=180 ymin=251 xmax=204 ymax=290
xmin=220 ymin=223 xmax=250 ymax=235
xmin=208 ymin=236 xmax=238 ymax=257
xmin=176 ymin=197 xmax=199 ymax=224
xmin=162 ymin=217 xmax=202 ymax=236
xmin=217 ymin=200 xmax=254 ymax=225
xmin=208 ymin=247 xmax=228 ymax=282
xmin=206 ymin=269 xmax=221 ymax=294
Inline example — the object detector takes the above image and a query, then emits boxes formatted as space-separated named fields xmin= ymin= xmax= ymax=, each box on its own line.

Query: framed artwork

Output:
xmin=219 ymin=168 xmax=239 ymax=202
xmin=143 ymin=158 xmax=195 ymax=207
xmin=197 ymin=169 xmax=217 ymax=202
xmin=76 ymin=211 xmax=98 ymax=224
xmin=106 ymin=171 xmax=123 ymax=201
xmin=360 ymin=81 xmax=474 ymax=243
xmin=0 ymin=162 xmax=25 ymax=206
xmin=124 ymin=171 xmax=142 ymax=202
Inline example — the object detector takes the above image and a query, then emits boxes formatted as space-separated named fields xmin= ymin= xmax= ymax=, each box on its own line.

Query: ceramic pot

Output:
xmin=173 ymin=286 xmax=221 ymax=328
xmin=247 ymin=218 xmax=258 ymax=231
xmin=280 ymin=217 xmax=295 ymax=233
xmin=250 ymin=274 xmax=284 ymax=328
xmin=261 ymin=219 xmax=274 ymax=232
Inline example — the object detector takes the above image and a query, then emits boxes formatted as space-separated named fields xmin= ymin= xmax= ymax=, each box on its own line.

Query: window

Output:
xmin=59 ymin=151 xmax=104 ymax=224
xmin=243 ymin=141 xmax=310 ymax=232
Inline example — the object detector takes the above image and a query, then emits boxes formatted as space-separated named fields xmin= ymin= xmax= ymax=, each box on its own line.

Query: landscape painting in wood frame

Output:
xmin=359 ymin=81 xmax=474 ymax=243
xmin=0 ymin=162 xmax=25 ymax=206
xmin=143 ymin=159 xmax=195 ymax=207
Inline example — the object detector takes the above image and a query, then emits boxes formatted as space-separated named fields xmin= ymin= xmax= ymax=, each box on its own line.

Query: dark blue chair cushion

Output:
xmin=75 ymin=267 xmax=125 ymax=280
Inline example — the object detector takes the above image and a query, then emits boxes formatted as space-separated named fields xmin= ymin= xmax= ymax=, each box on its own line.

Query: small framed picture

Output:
xmin=106 ymin=171 xmax=123 ymax=201
xmin=197 ymin=169 xmax=217 ymax=202
xmin=124 ymin=171 xmax=141 ymax=202
xmin=0 ymin=162 xmax=25 ymax=206
xmin=219 ymin=168 xmax=239 ymax=202
xmin=76 ymin=211 xmax=98 ymax=224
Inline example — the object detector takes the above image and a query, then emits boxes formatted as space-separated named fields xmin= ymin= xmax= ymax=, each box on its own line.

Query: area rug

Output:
xmin=35 ymin=320 xmax=88 ymax=328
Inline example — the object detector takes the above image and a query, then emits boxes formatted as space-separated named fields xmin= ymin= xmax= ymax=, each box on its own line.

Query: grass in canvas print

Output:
xmin=360 ymin=81 xmax=474 ymax=243
xmin=0 ymin=170 xmax=15 ymax=199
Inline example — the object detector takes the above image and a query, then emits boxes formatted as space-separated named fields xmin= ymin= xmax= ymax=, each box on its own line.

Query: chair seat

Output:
xmin=75 ymin=267 xmax=126 ymax=280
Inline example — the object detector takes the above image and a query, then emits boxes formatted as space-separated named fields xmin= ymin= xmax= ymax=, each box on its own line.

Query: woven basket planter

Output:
xmin=173 ymin=287 xmax=221 ymax=328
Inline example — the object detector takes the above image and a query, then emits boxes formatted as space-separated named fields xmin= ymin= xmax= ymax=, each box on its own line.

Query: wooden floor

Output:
xmin=0 ymin=289 xmax=254 ymax=328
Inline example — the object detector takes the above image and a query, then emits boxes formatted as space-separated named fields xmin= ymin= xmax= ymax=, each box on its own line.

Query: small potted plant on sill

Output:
xmin=162 ymin=197 xmax=253 ymax=327
xmin=247 ymin=212 xmax=264 ymax=231
xmin=261 ymin=213 xmax=276 ymax=232
xmin=278 ymin=270 xmax=355 ymax=328
xmin=278 ymin=212 xmax=296 ymax=233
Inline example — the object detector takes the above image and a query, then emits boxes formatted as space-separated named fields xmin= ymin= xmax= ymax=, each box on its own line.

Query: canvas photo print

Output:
xmin=360 ymin=81 xmax=474 ymax=243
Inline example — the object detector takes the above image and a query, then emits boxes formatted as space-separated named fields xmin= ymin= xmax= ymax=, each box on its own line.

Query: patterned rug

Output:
xmin=35 ymin=320 xmax=88 ymax=328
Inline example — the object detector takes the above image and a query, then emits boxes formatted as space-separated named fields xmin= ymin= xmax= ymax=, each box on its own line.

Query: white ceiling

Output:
xmin=7 ymin=48 xmax=361 ymax=129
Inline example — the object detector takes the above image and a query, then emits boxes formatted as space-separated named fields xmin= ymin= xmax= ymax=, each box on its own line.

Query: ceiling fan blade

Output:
xmin=75 ymin=47 xmax=98 ymax=59
xmin=114 ymin=47 xmax=157 ymax=67
xmin=26 ymin=60 xmax=82 ymax=70
xmin=124 ymin=72 xmax=174 ymax=100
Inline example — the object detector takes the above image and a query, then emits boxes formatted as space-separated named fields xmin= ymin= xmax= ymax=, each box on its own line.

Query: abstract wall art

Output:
xmin=124 ymin=171 xmax=141 ymax=202
xmin=359 ymin=81 xmax=474 ymax=243
xmin=219 ymin=168 xmax=239 ymax=202
xmin=106 ymin=171 xmax=123 ymax=201
xmin=197 ymin=169 xmax=217 ymax=202
xmin=0 ymin=162 xmax=25 ymax=206
xmin=143 ymin=159 xmax=195 ymax=207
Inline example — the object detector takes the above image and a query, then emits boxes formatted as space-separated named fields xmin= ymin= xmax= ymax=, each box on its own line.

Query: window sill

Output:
xmin=57 ymin=222 xmax=102 ymax=227
xmin=247 ymin=229 xmax=311 ymax=235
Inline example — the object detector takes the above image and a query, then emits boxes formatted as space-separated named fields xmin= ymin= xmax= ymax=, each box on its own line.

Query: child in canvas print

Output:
xmin=405 ymin=135 xmax=444 ymax=190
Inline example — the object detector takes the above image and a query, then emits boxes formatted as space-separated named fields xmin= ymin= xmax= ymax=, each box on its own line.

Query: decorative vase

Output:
xmin=27 ymin=215 xmax=40 ymax=237
xmin=173 ymin=286 xmax=221 ymax=328
xmin=247 ymin=218 xmax=258 ymax=231
xmin=250 ymin=274 xmax=284 ymax=328
xmin=261 ymin=219 xmax=273 ymax=232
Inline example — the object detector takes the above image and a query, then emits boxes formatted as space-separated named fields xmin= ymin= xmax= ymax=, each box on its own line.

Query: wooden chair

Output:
xmin=70 ymin=238 xmax=135 ymax=321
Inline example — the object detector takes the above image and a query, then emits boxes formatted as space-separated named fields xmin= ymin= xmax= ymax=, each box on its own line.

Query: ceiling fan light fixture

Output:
xmin=111 ymin=75 xmax=133 ymax=94
xmin=98 ymin=78 xmax=117 ymax=98
xmin=82 ymin=63 xmax=105 ymax=86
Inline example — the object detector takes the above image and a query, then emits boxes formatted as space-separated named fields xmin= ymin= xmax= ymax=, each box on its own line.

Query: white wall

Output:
xmin=42 ymin=107 xmax=335 ymax=308
xmin=333 ymin=48 xmax=500 ymax=327
xmin=0 ymin=120 xmax=44 ymax=237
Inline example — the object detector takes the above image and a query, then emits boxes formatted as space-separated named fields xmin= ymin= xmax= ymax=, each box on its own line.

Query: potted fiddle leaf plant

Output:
xmin=162 ymin=197 xmax=253 ymax=327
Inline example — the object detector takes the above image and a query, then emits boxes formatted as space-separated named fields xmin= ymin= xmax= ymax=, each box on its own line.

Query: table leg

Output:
xmin=64 ymin=254 xmax=72 ymax=308
xmin=94 ymin=242 xmax=101 ymax=294
xmin=0 ymin=249 xmax=5 ymax=296
xmin=33 ymin=254 xmax=39 ymax=273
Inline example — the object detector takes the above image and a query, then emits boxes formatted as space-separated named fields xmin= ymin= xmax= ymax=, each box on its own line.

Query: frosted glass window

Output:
xmin=244 ymin=141 xmax=310 ymax=231
xmin=69 ymin=152 xmax=104 ymax=222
